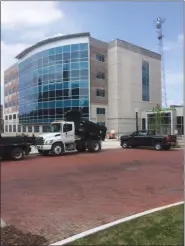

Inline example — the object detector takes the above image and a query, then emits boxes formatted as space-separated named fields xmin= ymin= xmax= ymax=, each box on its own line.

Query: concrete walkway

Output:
xmin=30 ymin=140 xmax=120 ymax=155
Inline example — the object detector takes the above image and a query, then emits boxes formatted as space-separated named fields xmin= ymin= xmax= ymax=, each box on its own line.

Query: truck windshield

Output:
xmin=50 ymin=123 xmax=61 ymax=132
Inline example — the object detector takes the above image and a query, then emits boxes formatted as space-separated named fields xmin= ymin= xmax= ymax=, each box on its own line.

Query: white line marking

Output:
xmin=1 ymin=218 xmax=7 ymax=228
xmin=50 ymin=201 xmax=184 ymax=246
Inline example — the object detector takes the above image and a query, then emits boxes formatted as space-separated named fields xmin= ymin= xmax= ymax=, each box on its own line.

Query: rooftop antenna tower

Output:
xmin=155 ymin=17 xmax=167 ymax=108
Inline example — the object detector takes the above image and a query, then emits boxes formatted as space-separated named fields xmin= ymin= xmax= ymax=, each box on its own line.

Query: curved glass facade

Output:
xmin=18 ymin=43 xmax=89 ymax=125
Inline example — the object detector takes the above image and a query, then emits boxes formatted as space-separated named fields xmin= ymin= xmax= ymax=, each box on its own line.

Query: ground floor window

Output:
xmin=34 ymin=126 xmax=40 ymax=133
xmin=147 ymin=112 xmax=171 ymax=134
xmin=5 ymin=125 xmax=8 ymax=132
xmin=13 ymin=125 xmax=16 ymax=132
xmin=22 ymin=125 xmax=26 ymax=132
xmin=9 ymin=125 xmax=12 ymax=132
xmin=42 ymin=125 xmax=50 ymax=132
xmin=28 ymin=126 xmax=32 ymax=133
xmin=176 ymin=116 xmax=184 ymax=135
xmin=142 ymin=118 xmax=146 ymax=130
xmin=18 ymin=125 xmax=21 ymax=132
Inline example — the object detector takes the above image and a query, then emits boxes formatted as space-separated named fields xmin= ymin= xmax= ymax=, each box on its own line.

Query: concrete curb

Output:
xmin=50 ymin=201 xmax=184 ymax=246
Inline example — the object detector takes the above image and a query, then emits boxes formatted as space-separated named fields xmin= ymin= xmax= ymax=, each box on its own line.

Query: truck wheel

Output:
xmin=154 ymin=143 xmax=162 ymax=151
xmin=38 ymin=150 xmax=49 ymax=156
xmin=76 ymin=146 xmax=86 ymax=152
xmin=51 ymin=143 xmax=64 ymax=156
xmin=88 ymin=141 xmax=101 ymax=152
xmin=11 ymin=148 xmax=24 ymax=161
xmin=163 ymin=146 xmax=170 ymax=150
xmin=122 ymin=141 xmax=128 ymax=149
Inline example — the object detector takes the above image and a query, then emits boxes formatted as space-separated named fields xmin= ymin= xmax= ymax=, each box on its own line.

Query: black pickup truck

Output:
xmin=120 ymin=130 xmax=177 ymax=151
xmin=0 ymin=135 xmax=36 ymax=160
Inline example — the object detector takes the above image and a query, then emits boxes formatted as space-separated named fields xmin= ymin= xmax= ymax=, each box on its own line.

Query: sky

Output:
xmin=1 ymin=1 xmax=184 ymax=106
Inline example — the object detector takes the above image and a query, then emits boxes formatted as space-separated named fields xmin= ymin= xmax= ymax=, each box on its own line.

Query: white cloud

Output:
xmin=163 ymin=33 xmax=184 ymax=51
xmin=2 ymin=1 xmax=63 ymax=29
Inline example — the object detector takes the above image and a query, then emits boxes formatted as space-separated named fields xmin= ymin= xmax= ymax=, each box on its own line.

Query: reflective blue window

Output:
xmin=80 ymin=43 xmax=88 ymax=50
xmin=142 ymin=60 xmax=150 ymax=101
xmin=63 ymin=45 xmax=70 ymax=53
xmin=71 ymin=44 xmax=79 ymax=52
xmin=18 ymin=42 xmax=90 ymax=125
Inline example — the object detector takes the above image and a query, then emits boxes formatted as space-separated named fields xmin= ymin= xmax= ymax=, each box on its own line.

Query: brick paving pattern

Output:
xmin=1 ymin=149 xmax=183 ymax=243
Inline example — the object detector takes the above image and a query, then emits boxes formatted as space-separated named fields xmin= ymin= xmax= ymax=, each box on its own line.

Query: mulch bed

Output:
xmin=1 ymin=225 xmax=48 ymax=246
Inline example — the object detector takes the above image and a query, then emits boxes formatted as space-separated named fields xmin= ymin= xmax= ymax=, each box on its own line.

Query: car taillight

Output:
xmin=166 ymin=135 xmax=171 ymax=142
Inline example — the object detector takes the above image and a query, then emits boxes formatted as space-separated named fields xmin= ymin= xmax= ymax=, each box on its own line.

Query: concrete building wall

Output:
xmin=90 ymin=104 xmax=108 ymax=124
xmin=89 ymin=38 xmax=108 ymax=123
xmin=107 ymin=39 xmax=161 ymax=135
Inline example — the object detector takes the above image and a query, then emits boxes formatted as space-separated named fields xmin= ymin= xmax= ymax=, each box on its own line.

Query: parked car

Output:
xmin=120 ymin=130 xmax=177 ymax=150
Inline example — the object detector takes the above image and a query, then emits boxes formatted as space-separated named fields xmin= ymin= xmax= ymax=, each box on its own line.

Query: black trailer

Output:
xmin=0 ymin=135 xmax=35 ymax=161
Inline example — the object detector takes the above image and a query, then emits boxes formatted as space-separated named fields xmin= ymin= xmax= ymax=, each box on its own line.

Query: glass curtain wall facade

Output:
xmin=142 ymin=60 xmax=150 ymax=101
xmin=18 ymin=43 xmax=90 ymax=125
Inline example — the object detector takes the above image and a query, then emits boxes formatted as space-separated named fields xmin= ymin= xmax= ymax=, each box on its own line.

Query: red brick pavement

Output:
xmin=1 ymin=149 xmax=183 ymax=242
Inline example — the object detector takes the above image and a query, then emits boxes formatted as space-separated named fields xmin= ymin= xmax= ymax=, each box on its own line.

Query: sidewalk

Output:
xmin=30 ymin=140 xmax=120 ymax=155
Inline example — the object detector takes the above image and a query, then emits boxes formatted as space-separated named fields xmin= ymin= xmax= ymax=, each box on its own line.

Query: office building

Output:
xmin=4 ymin=32 xmax=162 ymax=134
xmin=0 ymin=105 xmax=4 ymax=133
xmin=4 ymin=63 xmax=19 ymax=133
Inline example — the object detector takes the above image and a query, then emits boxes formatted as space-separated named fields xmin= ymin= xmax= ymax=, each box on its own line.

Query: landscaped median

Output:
xmin=61 ymin=203 xmax=184 ymax=246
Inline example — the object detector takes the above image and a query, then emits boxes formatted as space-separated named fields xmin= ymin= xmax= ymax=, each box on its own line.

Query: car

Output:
xmin=120 ymin=130 xmax=177 ymax=151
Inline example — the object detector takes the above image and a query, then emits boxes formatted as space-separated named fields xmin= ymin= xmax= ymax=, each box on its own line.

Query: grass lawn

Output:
xmin=69 ymin=204 xmax=184 ymax=245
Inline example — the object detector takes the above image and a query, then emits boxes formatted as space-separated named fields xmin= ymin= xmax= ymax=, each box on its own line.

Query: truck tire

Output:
xmin=11 ymin=148 xmax=24 ymax=161
xmin=51 ymin=143 xmax=64 ymax=156
xmin=163 ymin=146 xmax=170 ymax=150
xmin=38 ymin=150 xmax=49 ymax=156
xmin=76 ymin=146 xmax=86 ymax=152
xmin=88 ymin=141 xmax=101 ymax=153
xmin=121 ymin=141 xmax=128 ymax=149
xmin=154 ymin=142 xmax=162 ymax=151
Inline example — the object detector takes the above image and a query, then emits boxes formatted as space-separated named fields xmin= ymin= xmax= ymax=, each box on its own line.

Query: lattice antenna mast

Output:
xmin=155 ymin=17 xmax=167 ymax=108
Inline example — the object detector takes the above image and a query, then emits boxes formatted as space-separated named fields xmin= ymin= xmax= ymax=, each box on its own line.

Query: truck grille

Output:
xmin=36 ymin=137 xmax=44 ymax=145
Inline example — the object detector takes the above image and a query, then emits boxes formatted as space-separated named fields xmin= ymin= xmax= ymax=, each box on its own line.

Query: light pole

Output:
xmin=135 ymin=107 xmax=139 ymax=132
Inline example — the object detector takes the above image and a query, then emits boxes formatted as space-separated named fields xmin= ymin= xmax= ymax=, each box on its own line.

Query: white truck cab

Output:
xmin=36 ymin=121 xmax=77 ymax=156
xmin=36 ymin=119 xmax=102 ymax=156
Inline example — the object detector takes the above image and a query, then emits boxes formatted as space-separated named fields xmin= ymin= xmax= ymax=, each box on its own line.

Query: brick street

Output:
xmin=1 ymin=148 xmax=183 ymax=243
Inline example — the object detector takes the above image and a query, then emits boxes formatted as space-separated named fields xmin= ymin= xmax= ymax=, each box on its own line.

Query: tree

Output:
xmin=149 ymin=106 xmax=165 ymax=134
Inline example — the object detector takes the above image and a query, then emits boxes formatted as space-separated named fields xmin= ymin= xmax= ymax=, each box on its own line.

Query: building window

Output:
xmin=9 ymin=125 xmax=12 ymax=132
xmin=142 ymin=60 xmax=150 ymax=102
xmin=97 ymin=122 xmax=105 ymax=126
xmin=18 ymin=125 xmax=21 ymax=132
xmin=5 ymin=125 xmax=8 ymax=132
xmin=34 ymin=126 xmax=40 ymax=133
xmin=97 ymin=108 xmax=105 ymax=115
xmin=9 ymin=115 xmax=12 ymax=120
xmin=22 ymin=125 xmax=26 ymax=132
xmin=96 ymin=89 xmax=105 ymax=97
xmin=142 ymin=118 xmax=146 ymax=130
xmin=28 ymin=126 xmax=32 ymax=133
xmin=96 ymin=54 xmax=105 ymax=62
xmin=96 ymin=72 xmax=105 ymax=80
xmin=176 ymin=116 xmax=184 ymax=135
xmin=43 ymin=125 xmax=50 ymax=133
xmin=13 ymin=125 xmax=16 ymax=132
xmin=13 ymin=114 xmax=16 ymax=119
xmin=5 ymin=116 xmax=8 ymax=120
